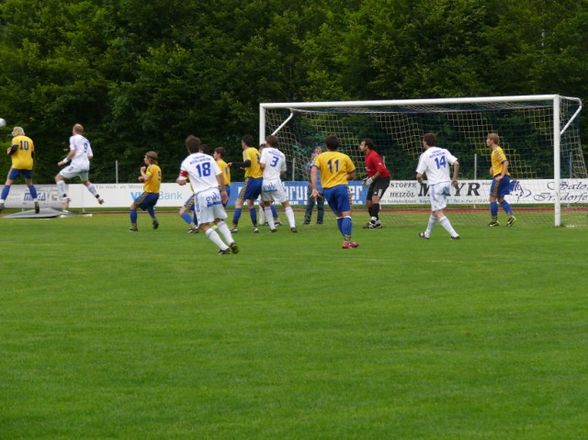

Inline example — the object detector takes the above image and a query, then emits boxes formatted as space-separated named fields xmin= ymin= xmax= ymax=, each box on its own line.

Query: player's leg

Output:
xmin=198 ymin=194 xmax=230 ymax=254
xmin=213 ymin=205 xmax=238 ymax=254
xmin=363 ymin=184 xmax=374 ymax=228
xmin=498 ymin=177 xmax=516 ymax=226
xmin=304 ymin=185 xmax=314 ymax=224
xmin=0 ymin=170 xmax=16 ymax=211
xmin=55 ymin=169 xmax=71 ymax=209
xmin=282 ymin=200 xmax=297 ymax=232
xmin=82 ymin=177 xmax=104 ymax=204
xmin=334 ymin=186 xmax=357 ymax=248
xmin=488 ymin=178 xmax=500 ymax=226
xmin=368 ymin=177 xmax=389 ymax=228
xmin=432 ymin=186 xmax=459 ymax=239
xmin=262 ymin=200 xmax=277 ymax=232
xmin=231 ymin=181 xmax=247 ymax=231
xmin=316 ymin=194 xmax=325 ymax=224
xmin=24 ymin=174 xmax=40 ymax=213
xmin=129 ymin=201 xmax=140 ymax=231
xmin=144 ymin=194 xmax=159 ymax=229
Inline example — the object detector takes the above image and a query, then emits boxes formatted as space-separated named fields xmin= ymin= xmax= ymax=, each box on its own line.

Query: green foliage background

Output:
xmin=0 ymin=0 xmax=586 ymax=182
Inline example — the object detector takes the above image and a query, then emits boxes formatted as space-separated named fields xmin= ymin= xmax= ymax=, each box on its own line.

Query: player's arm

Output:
xmin=216 ymin=172 xmax=228 ymax=204
xmin=7 ymin=144 xmax=18 ymax=155
xmin=497 ymin=160 xmax=509 ymax=180
xmin=231 ymin=159 xmax=251 ymax=168
xmin=58 ymin=148 xmax=75 ymax=166
xmin=176 ymin=169 xmax=189 ymax=185
xmin=451 ymin=160 xmax=460 ymax=188
xmin=310 ymin=165 xmax=320 ymax=199
xmin=347 ymin=168 xmax=356 ymax=181
xmin=139 ymin=166 xmax=151 ymax=182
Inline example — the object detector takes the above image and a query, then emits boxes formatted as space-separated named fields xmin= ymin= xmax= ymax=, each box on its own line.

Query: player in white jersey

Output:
xmin=415 ymin=132 xmax=460 ymax=240
xmin=259 ymin=135 xmax=297 ymax=233
xmin=176 ymin=135 xmax=238 ymax=255
xmin=55 ymin=123 xmax=104 ymax=209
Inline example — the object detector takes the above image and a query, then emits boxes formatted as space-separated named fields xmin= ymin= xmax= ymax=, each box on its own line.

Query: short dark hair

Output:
xmin=241 ymin=134 xmax=255 ymax=147
xmin=265 ymin=135 xmax=278 ymax=147
xmin=362 ymin=137 xmax=376 ymax=151
xmin=185 ymin=135 xmax=202 ymax=153
xmin=214 ymin=147 xmax=225 ymax=158
xmin=325 ymin=135 xmax=339 ymax=151
xmin=423 ymin=133 xmax=436 ymax=147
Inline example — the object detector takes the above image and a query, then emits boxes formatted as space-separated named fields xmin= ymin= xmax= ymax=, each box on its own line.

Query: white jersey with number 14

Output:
xmin=416 ymin=146 xmax=458 ymax=185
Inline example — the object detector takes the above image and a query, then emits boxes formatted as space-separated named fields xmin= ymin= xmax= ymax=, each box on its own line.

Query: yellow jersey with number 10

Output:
xmin=10 ymin=135 xmax=35 ymax=170
xmin=313 ymin=151 xmax=355 ymax=189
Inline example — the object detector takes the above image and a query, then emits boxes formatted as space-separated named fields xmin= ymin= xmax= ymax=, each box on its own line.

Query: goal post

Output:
xmin=260 ymin=94 xmax=585 ymax=227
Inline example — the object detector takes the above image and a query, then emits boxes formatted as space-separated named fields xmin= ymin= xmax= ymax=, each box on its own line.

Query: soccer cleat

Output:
xmin=230 ymin=226 xmax=239 ymax=233
xmin=488 ymin=220 xmax=500 ymax=227
xmin=34 ymin=201 xmax=40 ymax=214
xmin=187 ymin=225 xmax=199 ymax=234
xmin=303 ymin=221 xmax=310 ymax=225
xmin=506 ymin=216 xmax=517 ymax=227
xmin=253 ymin=227 xmax=260 ymax=233
xmin=450 ymin=235 xmax=461 ymax=240
xmin=97 ymin=197 xmax=105 ymax=205
xmin=290 ymin=227 xmax=298 ymax=233
xmin=229 ymin=242 xmax=239 ymax=254
xmin=129 ymin=226 xmax=138 ymax=232
xmin=362 ymin=222 xmax=373 ymax=229
xmin=341 ymin=240 xmax=359 ymax=249
xmin=274 ymin=220 xmax=282 ymax=226
xmin=369 ymin=222 xmax=383 ymax=229
xmin=418 ymin=232 xmax=430 ymax=240
xmin=62 ymin=198 xmax=71 ymax=210
xmin=217 ymin=248 xmax=231 ymax=255
xmin=270 ymin=228 xmax=278 ymax=233
xmin=152 ymin=220 xmax=159 ymax=230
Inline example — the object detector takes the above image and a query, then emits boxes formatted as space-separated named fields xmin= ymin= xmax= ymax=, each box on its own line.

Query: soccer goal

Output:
xmin=260 ymin=95 xmax=586 ymax=227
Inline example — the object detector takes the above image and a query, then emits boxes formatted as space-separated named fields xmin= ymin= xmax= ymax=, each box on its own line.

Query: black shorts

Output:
xmin=367 ymin=177 xmax=390 ymax=200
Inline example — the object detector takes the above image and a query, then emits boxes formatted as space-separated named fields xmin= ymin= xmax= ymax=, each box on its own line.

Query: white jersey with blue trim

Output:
xmin=416 ymin=146 xmax=458 ymax=185
xmin=180 ymin=153 xmax=222 ymax=194
xmin=260 ymin=147 xmax=286 ymax=181
xmin=69 ymin=134 xmax=93 ymax=169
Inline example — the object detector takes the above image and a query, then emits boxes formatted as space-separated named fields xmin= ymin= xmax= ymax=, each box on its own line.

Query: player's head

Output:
xmin=422 ymin=133 xmax=436 ymax=148
xmin=241 ymin=134 xmax=255 ymax=149
xmin=359 ymin=138 xmax=375 ymax=153
xmin=11 ymin=126 xmax=24 ymax=137
xmin=487 ymin=133 xmax=500 ymax=147
xmin=214 ymin=147 xmax=225 ymax=160
xmin=72 ymin=123 xmax=84 ymax=135
xmin=265 ymin=135 xmax=278 ymax=148
xmin=312 ymin=146 xmax=322 ymax=157
xmin=185 ymin=135 xmax=201 ymax=153
xmin=145 ymin=151 xmax=158 ymax=163
xmin=325 ymin=135 xmax=339 ymax=151
xmin=258 ymin=142 xmax=267 ymax=151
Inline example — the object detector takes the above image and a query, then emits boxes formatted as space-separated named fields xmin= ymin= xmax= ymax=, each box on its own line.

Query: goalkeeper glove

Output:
xmin=363 ymin=176 xmax=374 ymax=187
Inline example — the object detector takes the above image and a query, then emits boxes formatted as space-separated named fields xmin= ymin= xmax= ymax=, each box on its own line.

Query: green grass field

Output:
xmin=1 ymin=210 xmax=587 ymax=439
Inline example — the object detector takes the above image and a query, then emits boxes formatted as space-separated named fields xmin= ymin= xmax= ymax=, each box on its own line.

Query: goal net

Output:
xmin=260 ymin=95 xmax=586 ymax=227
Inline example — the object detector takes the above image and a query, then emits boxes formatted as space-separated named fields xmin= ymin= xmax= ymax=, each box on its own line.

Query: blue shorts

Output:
xmin=183 ymin=195 xmax=195 ymax=210
xmin=323 ymin=185 xmax=352 ymax=214
xmin=490 ymin=175 xmax=512 ymax=198
xmin=134 ymin=192 xmax=159 ymax=210
xmin=8 ymin=168 xmax=33 ymax=180
xmin=238 ymin=177 xmax=262 ymax=202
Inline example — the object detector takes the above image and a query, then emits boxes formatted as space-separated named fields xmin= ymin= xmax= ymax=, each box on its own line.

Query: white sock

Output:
xmin=57 ymin=181 xmax=67 ymax=198
xmin=264 ymin=207 xmax=276 ymax=229
xmin=87 ymin=184 xmax=98 ymax=197
xmin=285 ymin=206 xmax=296 ymax=228
xmin=425 ymin=214 xmax=437 ymax=236
xmin=439 ymin=216 xmax=458 ymax=237
xmin=205 ymin=228 xmax=228 ymax=250
xmin=216 ymin=221 xmax=235 ymax=244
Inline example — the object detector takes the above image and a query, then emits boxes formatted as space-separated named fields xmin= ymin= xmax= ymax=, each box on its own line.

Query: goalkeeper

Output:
xmin=359 ymin=138 xmax=391 ymax=229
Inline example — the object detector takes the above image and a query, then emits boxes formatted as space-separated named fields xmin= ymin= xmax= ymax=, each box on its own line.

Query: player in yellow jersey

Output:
xmin=311 ymin=135 xmax=359 ymax=249
xmin=214 ymin=147 xmax=231 ymax=206
xmin=0 ymin=126 xmax=40 ymax=213
xmin=487 ymin=133 xmax=516 ymax=227
xmin=129 ymin=151 xmax=161 ymax=231
xmin=230 ymin=135 xmax=264 ymax=233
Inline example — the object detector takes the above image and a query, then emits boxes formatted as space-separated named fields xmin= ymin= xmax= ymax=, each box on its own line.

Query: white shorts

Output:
xmin=59 ymin=164 xmax=90 ymax=181
xmin=429 ymin=182 xmax=451 ymax=212
xmin=194 ymin=188 xmax=227 ymax=226
xmin=261 ymin=179 xmax=289 ymax=204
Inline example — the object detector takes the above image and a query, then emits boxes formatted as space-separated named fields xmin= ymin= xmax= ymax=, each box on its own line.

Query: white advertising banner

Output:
xmin=3 ymin=179 xmax=588 ymax=209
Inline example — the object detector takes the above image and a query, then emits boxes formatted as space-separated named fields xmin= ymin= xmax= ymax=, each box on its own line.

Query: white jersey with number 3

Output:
xmin=180 ymin=153 xmax=222 ymax=194
xmin=260 ymin=147 xmax=286 ymax=181
xmin=416 ymin=146 xmax=458 ymax=185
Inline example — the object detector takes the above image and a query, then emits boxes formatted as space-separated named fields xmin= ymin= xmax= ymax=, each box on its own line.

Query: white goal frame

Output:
xmin=260 ymin=94 xmax=583 ymax=227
